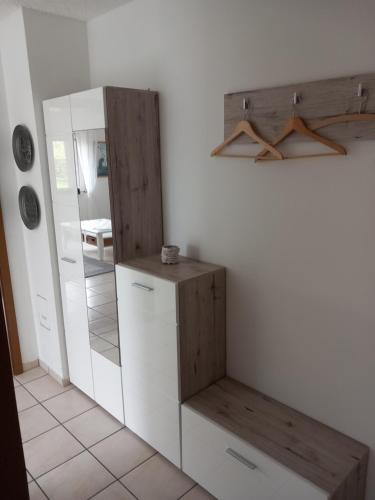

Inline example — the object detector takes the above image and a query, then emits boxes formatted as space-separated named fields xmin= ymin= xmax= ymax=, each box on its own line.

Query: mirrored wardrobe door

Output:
xmin=73 ymin=128 xmax=120 ymax=366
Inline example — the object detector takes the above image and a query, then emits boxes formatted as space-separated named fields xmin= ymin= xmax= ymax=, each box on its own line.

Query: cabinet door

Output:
xmin=46 ymin=133 xmax=78 ymax=206
xmin=53 ymin=201 xmax=94 ymax=397
xmin=53 ymin=202 xmax=84 ymax=267
xmin=43 ymin=96 xmax=72 ymax=135
xmin=91 ymin=349 xmax=124 ymax=423
xmin=70 ymin=88 xmax=105 ymax=131
xmin=59 ymin=260 xmax=93 ymax=398
xmin=116 ymin=265 xmax=181 ymax=466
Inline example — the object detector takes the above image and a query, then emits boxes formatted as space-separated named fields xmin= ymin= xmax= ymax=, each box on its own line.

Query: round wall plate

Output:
xmin=18 ymin=186 xmax=40 ymax=230
xmin=12 ymin=125 xmax=34 ymax=172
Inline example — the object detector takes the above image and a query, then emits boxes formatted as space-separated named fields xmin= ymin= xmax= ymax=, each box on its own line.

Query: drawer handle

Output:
xmin=131 ymin=282 xmax=154 ymax=292
xmin=61 ymin=257 xmax=76 ymax=264
xmin=225 ymin=448 xmax=257 ymax=470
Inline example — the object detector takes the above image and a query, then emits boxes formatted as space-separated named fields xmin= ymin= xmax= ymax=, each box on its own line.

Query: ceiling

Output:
xmin=0 ymin=0 xmax=132 ymax=21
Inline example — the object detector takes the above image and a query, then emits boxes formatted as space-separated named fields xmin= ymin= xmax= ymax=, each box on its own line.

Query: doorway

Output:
xmin=0 ymin=203 xmax=23 ymax=375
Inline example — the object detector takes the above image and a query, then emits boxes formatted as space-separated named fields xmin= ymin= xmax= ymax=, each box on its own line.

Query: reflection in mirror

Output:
xmin=73 ymin=129 xmax=120 ymax=366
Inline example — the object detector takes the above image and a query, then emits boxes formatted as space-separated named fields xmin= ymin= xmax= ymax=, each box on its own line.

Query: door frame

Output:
xmin=0 ymin=203 xmax=23 ymax=374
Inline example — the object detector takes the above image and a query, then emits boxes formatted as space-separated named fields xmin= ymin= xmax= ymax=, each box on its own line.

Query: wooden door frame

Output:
xmin=0 ymin=284 xmax=28 ymax=498
xmin=0 ymin=203 xmax=23 ymax=375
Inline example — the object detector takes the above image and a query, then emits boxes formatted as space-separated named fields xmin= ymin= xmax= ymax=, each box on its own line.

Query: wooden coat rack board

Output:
xmin=223 ymin=73 xmax=375 ymax=149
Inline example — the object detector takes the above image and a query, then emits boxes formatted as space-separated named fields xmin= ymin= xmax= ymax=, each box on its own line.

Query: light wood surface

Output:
xmin=120 ymin=254 xmax=223 ymax=283
xmin=255 ymin=116 xmax=346 ymax=161
xmin=179 ymin=268 xmax=226 ymax=401
xmin=0 ymin=204 xmax=22 ymax=375
xmin=105 ymin=87 xmax=163 ymax=263
xmin=211 ymin=119 xmax=283 ymax=159
xmin=224 ymin=72 xmax=375 ymax=145
xmin=185 ymin=377 xmax=369 ymax=499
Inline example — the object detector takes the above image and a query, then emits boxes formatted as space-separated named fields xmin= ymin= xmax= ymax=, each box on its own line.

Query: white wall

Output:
xmin=0 ymin=7 xmax=90 ymax=379
xmin=0 ymin=47 xmax=38 ymax=365
xmin=87 ymin=0 xmax=375 ymax=497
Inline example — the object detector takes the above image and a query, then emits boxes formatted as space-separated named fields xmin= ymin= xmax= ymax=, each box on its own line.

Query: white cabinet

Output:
xmin=70 ymin=88 xmax=105 ymax=131
xmin=182 ymin=406 xmax=329 ymax=500
xmin=116 ymin=264 xmax=181 ymax=466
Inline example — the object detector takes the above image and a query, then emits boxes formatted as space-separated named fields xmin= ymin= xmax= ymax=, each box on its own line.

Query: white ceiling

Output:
xmin=0 ymin=0 xmax=132 ymax=21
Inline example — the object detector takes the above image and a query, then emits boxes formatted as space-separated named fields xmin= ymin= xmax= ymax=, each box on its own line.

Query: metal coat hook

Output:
xmin=242 ymin=97 xmax=250 ymax=119
xmin=292 ymin=92 xmax=300 ymax=117
xmin=357 ymin=83 xmax=365 ymax=113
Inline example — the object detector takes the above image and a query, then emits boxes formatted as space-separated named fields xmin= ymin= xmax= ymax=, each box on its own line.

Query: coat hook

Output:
xmin=292 ymin=92 xmax=300 ymax=105
xmin=356 ymin=83 xmax=366 ymax=113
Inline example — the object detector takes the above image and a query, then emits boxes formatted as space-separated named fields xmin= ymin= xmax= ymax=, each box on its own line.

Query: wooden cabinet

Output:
xmin=182 ymin=377 xmax=369 ymax=500
xmin=116 ymin=255 xmax=226 ymax=467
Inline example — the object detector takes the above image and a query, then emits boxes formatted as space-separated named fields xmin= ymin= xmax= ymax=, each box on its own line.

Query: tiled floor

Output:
xmin=85 ymin=271 xmax=120 ymax=366
xmin=16 ymin=367 xmax=214 ymax=500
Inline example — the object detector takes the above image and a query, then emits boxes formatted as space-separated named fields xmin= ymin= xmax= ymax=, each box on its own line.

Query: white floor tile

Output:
xmin=90 ymin=428 xmax=155 ymax=478
xmin=25 ymin=375 xmax=72 ymax=402
xmin=23 ymin=425 xmax=84 ymax=478
xmin=15 ymin=386 xmax=38 ymax=412
xmin=37 ymin=451 xmax=113 ymax=500
xmin=16 ymin=367 xmax=47 ymax=385
xmin=19 ymin=404 xmax=59 ymax=442
xmin=121 ymin=454 xmax=194 ymax=500
xmin=43 ymin=388 xmax=96 ymax=422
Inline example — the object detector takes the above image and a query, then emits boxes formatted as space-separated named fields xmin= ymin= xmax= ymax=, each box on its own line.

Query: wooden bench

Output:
xmin=182 ymin=377 xmax=369 ymax=500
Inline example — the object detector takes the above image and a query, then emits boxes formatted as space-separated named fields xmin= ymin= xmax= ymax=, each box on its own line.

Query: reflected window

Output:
xmin=52 ymin=140 xmax=69 ymax=190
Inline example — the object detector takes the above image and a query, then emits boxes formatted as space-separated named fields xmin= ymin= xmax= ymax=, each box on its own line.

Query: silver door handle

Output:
xmin=225 ymin=448 xmax=257 ymax=470
xmin=131 ymin=282 xmax=154 ymax=292
xmin=61 ymin=257 xmax=76 ymax=264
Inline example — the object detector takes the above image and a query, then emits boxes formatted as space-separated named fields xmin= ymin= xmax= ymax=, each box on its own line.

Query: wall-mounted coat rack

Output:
xmin=213 ymin=73 xmax=375 ymax=161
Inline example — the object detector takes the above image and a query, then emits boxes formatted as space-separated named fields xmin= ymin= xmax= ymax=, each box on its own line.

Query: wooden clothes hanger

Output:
xmin=256 ymin=93 xmax=347 ymax=161
xmin=211 ymin=98 xmax=283 ymax=160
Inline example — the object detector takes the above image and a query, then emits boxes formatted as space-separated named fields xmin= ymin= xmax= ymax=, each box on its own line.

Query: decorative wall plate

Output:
xmin=12 ymin=125 xmax=34 ymax=171
xmin=18 ymin=186 xmax=40 ymax=230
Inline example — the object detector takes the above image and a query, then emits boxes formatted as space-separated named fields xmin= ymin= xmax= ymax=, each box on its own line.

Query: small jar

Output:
xmin=161 ymin=245 xmax=180 ymax=264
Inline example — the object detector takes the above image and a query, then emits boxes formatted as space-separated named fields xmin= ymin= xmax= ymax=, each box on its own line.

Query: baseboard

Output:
xmin=39 ymin=359 xmax=70 ymax=387
xmin=22 ymin=359 xmax=39 ymax=372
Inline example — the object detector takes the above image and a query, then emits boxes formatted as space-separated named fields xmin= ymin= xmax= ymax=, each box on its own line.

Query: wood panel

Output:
xmin=224 ymin=72 xmax=375 ymax=144
xmin=0 ymin=287 xmax=28 ymax=498
xmin=105 ymin=87 xmax=163 ymax=263
xmin=0 ymin=204 xmax=22 ymax=375
xmin=185 ymin=377 xmax=369 ymax=498
xmin=122 ymin=254 xmax=223 ymax=283
xmin=179 ymin=269 xmax=226 ymax=401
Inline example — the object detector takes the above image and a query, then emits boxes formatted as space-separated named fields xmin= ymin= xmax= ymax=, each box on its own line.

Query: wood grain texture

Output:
xmin=120 ymin=254 xmax=223 ymax=283
xmin=105 ymin=87 xmax=163 ymax=263
xmin=0 ymin=204 xmax=22 ymax=375
xmin=224 ymin=72 xmax=375 ymax=145
xmin=179 ymin=268 xmax=226 ymax=401
xmin=185 ymin=377 xmax=369 ymax=498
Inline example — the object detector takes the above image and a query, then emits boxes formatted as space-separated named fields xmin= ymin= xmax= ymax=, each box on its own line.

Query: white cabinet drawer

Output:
xmin=182 ymin=406 xmax=328 ymax=500
xmin=116 ymin=265 xmax=177 ymax=325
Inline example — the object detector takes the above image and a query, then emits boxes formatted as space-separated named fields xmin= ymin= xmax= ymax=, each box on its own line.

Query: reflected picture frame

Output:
xmin=97 ymin=141 xmax=108 ymax=177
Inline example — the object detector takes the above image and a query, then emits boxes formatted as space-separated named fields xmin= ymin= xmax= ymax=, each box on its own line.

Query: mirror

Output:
xmin=73 ymin=129 xmax=120 ymax=366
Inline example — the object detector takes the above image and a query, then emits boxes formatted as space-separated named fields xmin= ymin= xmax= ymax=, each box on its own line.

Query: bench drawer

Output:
xmin=181 ymin=405 xmax=329 ymax=500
